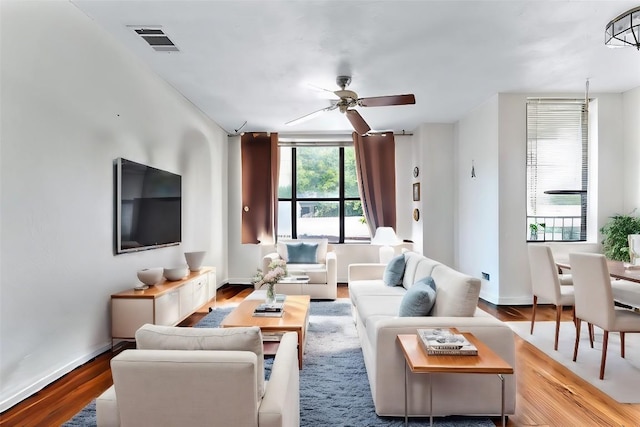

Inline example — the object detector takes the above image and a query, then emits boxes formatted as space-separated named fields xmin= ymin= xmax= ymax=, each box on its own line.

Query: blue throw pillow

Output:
xmin=287 ymin=242 xmax=318 ymax=264
xmin=383 ymin=254 xmax=406 ymax=286
xmin=398 ymin=277 xmax=437 ymax=317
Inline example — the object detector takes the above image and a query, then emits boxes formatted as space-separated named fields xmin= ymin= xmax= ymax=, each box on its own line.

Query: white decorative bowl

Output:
xmin=137 ymin=268 xmax=163 ymax=286
xmin=184 ymin=251 xmax=206 ymax=272
xmin=164 ymin=266 xmax=189 ymax=281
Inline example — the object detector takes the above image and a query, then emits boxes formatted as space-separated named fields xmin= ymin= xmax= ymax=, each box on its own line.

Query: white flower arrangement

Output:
xmin=252 ymin=258 xmax=288 ymax=288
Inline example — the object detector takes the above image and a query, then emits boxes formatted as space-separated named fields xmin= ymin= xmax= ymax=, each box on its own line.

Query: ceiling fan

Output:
xmin=285 ymin=76 xmax=416 ymax=135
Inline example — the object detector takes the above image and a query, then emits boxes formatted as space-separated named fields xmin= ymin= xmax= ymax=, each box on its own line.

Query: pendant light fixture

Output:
xmin=605 ymin=6 xmax=640 ymax=50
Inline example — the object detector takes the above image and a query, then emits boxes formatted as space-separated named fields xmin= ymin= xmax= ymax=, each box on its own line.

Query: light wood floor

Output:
xmin=2 ymin=285 xmax=639 ymax=426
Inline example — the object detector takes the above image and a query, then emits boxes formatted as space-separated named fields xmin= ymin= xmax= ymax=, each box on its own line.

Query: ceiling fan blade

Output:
xmin=306 ymin=83 xmax=340 ymax=99
xmin=345 ymin=109 xmax=371 ymax=135
xmin=358 ymin=94 xmax=416 ymax=107
xmin=285 ymin=104 xmax=337 ymax=126
xmin=307 ymin=83 xmax=337 ymax=94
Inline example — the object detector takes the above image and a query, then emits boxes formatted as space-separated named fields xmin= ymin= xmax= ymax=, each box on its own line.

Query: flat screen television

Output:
xmin=114 ymin=158 xmax=182 ymax=254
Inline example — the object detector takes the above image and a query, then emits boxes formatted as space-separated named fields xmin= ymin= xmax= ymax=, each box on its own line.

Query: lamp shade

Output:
xmin=371 ymin=227 xmax=400 ymax=246
xmin=371 ymin=227 xmax=400 ymax=264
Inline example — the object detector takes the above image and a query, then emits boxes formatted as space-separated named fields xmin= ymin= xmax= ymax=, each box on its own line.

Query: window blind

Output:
xmin=526 ymin=99 xmax=588 ymax=241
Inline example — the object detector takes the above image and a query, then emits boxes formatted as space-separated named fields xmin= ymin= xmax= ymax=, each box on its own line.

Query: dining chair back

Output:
xmin=569 ymin=252 xmax=640 ymax=379
xmin=570 ymin=253 xmax=615 ymax=328
xmin=528 ymin=244 xmax=575 ymax=350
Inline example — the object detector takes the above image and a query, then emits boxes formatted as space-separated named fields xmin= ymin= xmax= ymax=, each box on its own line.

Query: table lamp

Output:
xmin=371 ymin=227 xmax=400 ymax=264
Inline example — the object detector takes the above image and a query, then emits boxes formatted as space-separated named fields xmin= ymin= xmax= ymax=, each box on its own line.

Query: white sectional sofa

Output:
xmin=348 ymin=252 xmax=517 ymax=418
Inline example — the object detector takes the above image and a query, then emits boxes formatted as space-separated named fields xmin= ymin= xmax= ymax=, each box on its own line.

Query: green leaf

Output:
xmin=600 ymin=211 xmax=640 ymax=261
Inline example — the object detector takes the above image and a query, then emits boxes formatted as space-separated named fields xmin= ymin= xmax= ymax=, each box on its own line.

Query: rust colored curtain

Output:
xmin=353 ymin=132 xmax=397 ymax=235
xmin=241 ymin=132 xmax=279 ymax=244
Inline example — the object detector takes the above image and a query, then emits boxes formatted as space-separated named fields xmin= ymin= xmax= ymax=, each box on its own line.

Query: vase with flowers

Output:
xmin=252 ymin=259 xmax=287 ymax=304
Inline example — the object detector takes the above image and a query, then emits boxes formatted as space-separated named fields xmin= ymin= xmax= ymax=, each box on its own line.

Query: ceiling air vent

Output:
xmin=133 ymin=28 xmax=179 ymax=52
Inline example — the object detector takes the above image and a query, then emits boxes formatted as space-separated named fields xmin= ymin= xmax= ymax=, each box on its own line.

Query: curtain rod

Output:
xmin=228 ymin=131 xmax=414 ymax=139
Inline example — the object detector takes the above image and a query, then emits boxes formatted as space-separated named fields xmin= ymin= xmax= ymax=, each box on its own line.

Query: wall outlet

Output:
xmin=482 ymin=272 xmax=490 ymax=281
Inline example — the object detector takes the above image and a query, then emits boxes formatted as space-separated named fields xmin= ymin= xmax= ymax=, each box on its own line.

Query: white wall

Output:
xmin=413 ymin=124 xmax=455 ymax=266
xmin=623 ymin=86 xmax=640 ymax=212
xmin=395 ymin=134 xmax=415 ymax=245
xmin=0 ymin=1 xmax=227 ymax=411
xmin=456 ymin=92 xmax=631 ymax=305
xmin=456 ymin=95 xmax=500 ymax=302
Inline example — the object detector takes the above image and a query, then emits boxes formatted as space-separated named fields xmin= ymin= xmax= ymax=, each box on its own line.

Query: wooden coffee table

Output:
xmin=220 ymin=294 xmax=310 ymax=369
xmin=397 ymin=331 xmax=513 ymax=427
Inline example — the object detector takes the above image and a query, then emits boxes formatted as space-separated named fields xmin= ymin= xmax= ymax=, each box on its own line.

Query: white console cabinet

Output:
xmin=111 ymin=267 xmax=216 ymax=342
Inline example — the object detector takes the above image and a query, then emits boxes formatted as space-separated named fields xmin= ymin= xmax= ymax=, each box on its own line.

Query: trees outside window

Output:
xmin=278 ymin=146 xmax=369 ymax=243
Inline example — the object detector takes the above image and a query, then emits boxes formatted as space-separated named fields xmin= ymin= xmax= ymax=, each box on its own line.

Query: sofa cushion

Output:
xmin=284 ymin=263 xmax=326 ymax=283
xmin=135 ymin=324 xmax=265 ymax=396
xmin=357 ymin=295 xmax=405 ymax=323
xmin=398 ymin=277 xmax=437 ymax=317
xmin=349 ymin=279 xmax=408 ymax=306
xmin=286 ymin=242 xmax=318 ymax=263
xmin=383 ymin=254 xmax=406 ymax=286
xmin=430 ymin=264 xmax=481 ymax=317
xmin=403 ymin=256 xmax=441 ymax=290
xmin=277 ymin=238 xmax=328 ymax=263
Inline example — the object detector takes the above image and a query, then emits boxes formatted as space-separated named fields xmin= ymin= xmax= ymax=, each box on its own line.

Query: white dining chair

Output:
xmin=528 ymin=245 xmax=576 ymax=350
xmin=611 ymin=278 xmax=640 ymax=311
xmin=570 ymin=252 xmax=640 ymax=380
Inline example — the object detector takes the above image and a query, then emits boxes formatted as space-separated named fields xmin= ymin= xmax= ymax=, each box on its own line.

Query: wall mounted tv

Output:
xmin=114 ymin=158 xmax=182 ymax=254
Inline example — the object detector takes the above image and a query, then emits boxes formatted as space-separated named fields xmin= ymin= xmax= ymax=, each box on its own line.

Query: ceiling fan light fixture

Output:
xmin=284 ymin=75 xmax=415 ymax=134
xmin=605 ymin=6 xmax=640 ymax=50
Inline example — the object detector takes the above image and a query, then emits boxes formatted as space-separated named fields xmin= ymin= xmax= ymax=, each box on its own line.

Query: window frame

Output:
xmin=525 ymin=98 xmax=589 ymax=242
xmin=277 ymin=144 xmax=364 ymax=243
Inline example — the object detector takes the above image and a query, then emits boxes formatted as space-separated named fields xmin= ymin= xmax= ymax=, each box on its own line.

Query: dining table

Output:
xmin=556 ymin=257 xmax=640 ymax=311
xmin=555 ymin=258 xmax=640 ymax=284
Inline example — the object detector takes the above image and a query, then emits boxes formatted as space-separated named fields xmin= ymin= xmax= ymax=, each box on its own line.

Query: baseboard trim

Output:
xmin=0 ymin=342 xmax=112 ymax=413
xmin=480 ymin=293 xmax=533 ymax=306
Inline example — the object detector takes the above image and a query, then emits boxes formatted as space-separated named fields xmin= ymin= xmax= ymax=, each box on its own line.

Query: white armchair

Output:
xmin=96 ymin=325 xmax=300 ymax=427
xmin=260 ymin=238 xmax=337 ymax=299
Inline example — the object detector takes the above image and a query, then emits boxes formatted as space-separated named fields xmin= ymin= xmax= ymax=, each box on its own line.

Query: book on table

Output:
xmin=262 ymin=331 xmax=285 ymax=341
xmin=416 ymin=328 xmax=478 ymax=356
xmin=254 ymin=302 xmax=284 ymax=312
xmin=253 ymin=311 xmax=284 ymax=317
xmin=253 ymin=302 xmax=284 ymax=317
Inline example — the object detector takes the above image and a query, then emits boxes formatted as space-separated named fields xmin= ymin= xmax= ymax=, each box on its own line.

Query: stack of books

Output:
xmin=253 ymin=302 xmax=284 ymax=317
xmin=417 ymin=328 xmax=478 ymax=356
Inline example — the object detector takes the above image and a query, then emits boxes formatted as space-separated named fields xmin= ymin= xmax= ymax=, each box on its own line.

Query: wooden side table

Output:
xmin=397 ymin=332 xmax=513 ymax=427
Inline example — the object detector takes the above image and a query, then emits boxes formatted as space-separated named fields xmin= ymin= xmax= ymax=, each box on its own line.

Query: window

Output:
xmin=277 ymin=145 xmax=368 ymax=243
xmin=526 ymin=99 xmax=588 ymax=241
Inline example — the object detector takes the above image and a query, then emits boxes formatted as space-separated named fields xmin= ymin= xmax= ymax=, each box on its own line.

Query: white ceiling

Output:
xmin=71 ymin=0 xmax=640 ymax=135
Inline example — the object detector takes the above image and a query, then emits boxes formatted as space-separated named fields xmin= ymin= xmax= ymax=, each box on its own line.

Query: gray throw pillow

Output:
xmin=383 ymin=254 xmax=406 ymax=286
xmin=287 ymin=242 xmax=318 ymax=263
xmin=398 ymin=277 xmax=437 ymax=317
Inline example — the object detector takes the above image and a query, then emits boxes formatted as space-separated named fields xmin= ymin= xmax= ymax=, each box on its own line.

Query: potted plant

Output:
xmin=529 ymin=223 xmax=545 ymax=240
xmin=601 ymin=212 xmax=640 ymax=261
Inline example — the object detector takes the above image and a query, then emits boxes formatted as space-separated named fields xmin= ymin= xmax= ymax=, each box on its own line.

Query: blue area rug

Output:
xmin=64 ymin=299 xmax=494 ymax=426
